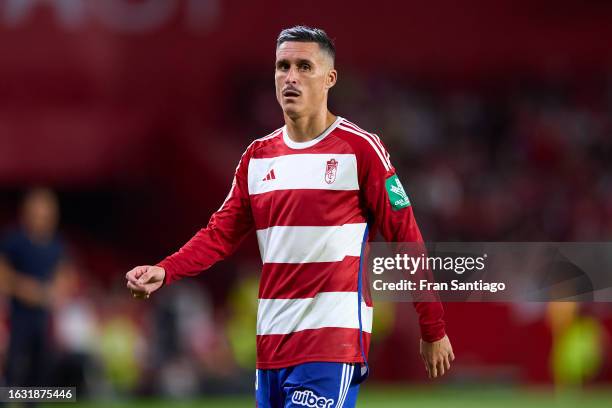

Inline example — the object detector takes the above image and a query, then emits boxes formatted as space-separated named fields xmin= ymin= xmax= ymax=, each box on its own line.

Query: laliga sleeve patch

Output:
xmin=385 ymin=174 xmax=411 ymax=210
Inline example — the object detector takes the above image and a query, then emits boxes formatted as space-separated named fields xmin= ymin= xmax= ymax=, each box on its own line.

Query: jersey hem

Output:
xmin=256 ymin=355 xmax=365 ymax=370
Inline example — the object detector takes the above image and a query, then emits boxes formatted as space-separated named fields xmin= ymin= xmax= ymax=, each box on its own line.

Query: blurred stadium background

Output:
xmin=0 ymin=0 xmax=611 ymax=406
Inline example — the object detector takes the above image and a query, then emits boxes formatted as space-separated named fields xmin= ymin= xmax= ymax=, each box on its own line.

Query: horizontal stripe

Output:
xmin=257 ymin=292 xmax=373 ymax=335
xmin=256 ymin=328 xmax=371 ymax=369
xmin=256 ymin=223 xmax=366 ymax=264
xmin=259 ymin=257 xmax=360 ymax=299
xmin=250 ymin=189 xmax=365 ymax=230
xmin=247 ymin=153 xmax=358 ymax=195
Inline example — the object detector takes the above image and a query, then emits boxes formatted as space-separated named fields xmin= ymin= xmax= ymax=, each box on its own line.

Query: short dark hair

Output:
xmin=276 ymin=25 xmax=335 ymax=62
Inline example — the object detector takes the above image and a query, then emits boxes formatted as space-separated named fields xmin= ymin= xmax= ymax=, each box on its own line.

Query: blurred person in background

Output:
xmin=126 ymin=25 xmax=454 ymax=407
xmin=0 ymin=188 xmax=66 ymax=387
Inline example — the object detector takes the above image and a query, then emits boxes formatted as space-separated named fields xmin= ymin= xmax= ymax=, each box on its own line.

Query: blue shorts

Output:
xmin=256 ymin=362 xmax=367 ymax=408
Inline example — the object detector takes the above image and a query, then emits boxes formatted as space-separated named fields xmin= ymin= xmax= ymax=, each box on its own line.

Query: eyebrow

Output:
xmin=276 ymin=58 xmax=315 ymax=66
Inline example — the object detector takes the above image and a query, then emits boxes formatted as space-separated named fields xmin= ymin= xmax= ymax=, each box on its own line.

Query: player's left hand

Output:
xmin=420 ymin=334 xmax=454 ymax=379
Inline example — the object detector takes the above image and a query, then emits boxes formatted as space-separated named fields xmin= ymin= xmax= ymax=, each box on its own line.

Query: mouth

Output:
xmin=282 ymin=89 xmax=301 ymax=98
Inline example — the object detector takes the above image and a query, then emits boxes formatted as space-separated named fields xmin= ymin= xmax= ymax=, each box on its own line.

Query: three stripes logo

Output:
xmin=262 ymin=169 xmax=276 ymax=181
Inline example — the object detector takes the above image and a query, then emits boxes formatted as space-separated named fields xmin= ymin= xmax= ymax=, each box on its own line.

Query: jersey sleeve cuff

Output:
xmin=156 ymin=260 xmax=174 ymax=286
xmin=420 ymin=323 xmax=446 ymax=343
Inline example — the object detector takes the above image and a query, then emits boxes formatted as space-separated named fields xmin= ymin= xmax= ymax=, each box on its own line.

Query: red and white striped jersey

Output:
xmin=158 ymin=116 xmax=446 ymax=369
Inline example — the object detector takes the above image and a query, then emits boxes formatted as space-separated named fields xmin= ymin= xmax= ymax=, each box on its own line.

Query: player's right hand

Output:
xmin=125 ymin=265 xmax=165 ymax=300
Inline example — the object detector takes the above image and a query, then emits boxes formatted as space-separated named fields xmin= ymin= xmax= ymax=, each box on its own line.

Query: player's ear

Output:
xmin=326 ymin=68 xmax=337 ymax=89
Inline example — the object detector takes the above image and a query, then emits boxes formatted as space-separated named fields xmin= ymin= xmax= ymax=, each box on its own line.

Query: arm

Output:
xmin=349 ymin=129 xmax=454 ymax=378
xmin=0 ymin=234 xmax=50 ymax=307
xmin=0 ymin=254 xmax=50 ymax=307
xmin=126 ymin=147 xmax=254 ymax=298
xmin=0 ymin=255 xmax=13 ymax=297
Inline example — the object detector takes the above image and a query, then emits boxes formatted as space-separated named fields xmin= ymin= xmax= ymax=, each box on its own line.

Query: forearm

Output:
xmin=159 ymin=222 xmax=252 ymax=285
xmin=0 ymin=257 xmax=14 ymax=296
xmin=379 ymin=212 xmax=446 ymax=342
xmin=6 ymin=270 xmax=50 ymax=307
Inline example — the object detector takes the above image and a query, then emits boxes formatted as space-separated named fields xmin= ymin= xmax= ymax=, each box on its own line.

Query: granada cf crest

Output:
xmin=325 ymin=158 xmax=338 ymax=184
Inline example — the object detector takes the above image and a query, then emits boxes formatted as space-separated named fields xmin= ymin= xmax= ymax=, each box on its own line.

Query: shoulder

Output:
xmin=335 ymin=117 xmax=392 ymax=172
xmin=245 ymin=127 xmax=284 ymax=156
xmin=231 ymin=127 xmax=283 ymax=171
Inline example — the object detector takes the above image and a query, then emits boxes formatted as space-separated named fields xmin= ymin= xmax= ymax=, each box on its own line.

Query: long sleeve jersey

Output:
xmin=159 ymin=116 xmax=446 ymax=369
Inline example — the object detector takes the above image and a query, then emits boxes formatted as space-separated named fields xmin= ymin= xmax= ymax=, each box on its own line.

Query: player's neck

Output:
xmin=284 ymin=110 xmax=336 ymax=143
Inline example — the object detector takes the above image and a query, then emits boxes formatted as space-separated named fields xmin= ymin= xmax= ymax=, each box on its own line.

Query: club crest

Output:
xmin=325 ymin=158 xmax=338 ymax=184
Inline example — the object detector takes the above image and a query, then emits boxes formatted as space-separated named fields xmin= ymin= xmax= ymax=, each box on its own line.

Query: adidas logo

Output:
xmin=262 ymin=169 xmax=276 ymax=181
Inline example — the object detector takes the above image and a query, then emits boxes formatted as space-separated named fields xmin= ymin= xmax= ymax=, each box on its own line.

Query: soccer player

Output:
xmin=126 ymin=25 xmax=454 ymax=407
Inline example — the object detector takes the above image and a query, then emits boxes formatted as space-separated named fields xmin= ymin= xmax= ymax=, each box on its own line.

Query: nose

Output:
xmin=285 ymin=66 xmax=298 ymax=84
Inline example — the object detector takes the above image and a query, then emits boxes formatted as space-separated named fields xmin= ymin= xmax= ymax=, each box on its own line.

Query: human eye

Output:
xmin=276 ymin=61 xmax=289 ymax=71
xmin=298 ymin=62 xmax=311 ymax=71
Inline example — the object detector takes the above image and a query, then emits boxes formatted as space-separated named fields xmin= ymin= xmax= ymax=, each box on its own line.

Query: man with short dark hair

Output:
xmin=126 ymin=25 xmax=454 ymax=407
xmin=0 ymin=188 xmax=65 ymax=388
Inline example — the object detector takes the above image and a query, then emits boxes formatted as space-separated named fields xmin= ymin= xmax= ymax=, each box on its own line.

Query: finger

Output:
xmin=127 ymin=281 xmax=147 ymax=294
xmin=128 ymin=284 xmax=146 ymax=295
xmin=430 ymin=360 xmax=437 ymax=378
xmin=437 ymin=359 xmax=445 ymax=377
xmin=125 ymin=269 xmax=137 ymax=282
xmin=126 ymin=267 xmax=144 ymax=284
xmin=420 ymin=354 xmax=430 ymax=378
xmin=134 ymin=266 xmax=147 ymax=280
xmin=449 ymin=348 xmax=456 ymax=362
xmin=138 ymin=270 xmax=151 ymax=285
xmin=444 ymin=354 xmax=451 ymax=371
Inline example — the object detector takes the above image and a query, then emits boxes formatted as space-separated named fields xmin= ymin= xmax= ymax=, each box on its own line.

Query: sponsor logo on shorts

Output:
xmin=291 ymin=390 xmax=335 ymax=408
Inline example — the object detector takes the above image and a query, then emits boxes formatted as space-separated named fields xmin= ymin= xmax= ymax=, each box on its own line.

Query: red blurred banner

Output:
xmin=1 ymin=0 xmax=611 ymax=184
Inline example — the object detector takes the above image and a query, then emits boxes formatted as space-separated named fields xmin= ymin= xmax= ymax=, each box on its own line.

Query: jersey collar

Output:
xmin=282 ymin=116 xmax=343 ymax=150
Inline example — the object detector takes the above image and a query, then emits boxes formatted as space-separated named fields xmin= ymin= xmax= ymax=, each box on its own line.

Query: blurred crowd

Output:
xmin=331 ymin=75 xmax=612 ymax=242
xmin=0 ymin=72 xmax=611 ymax=397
